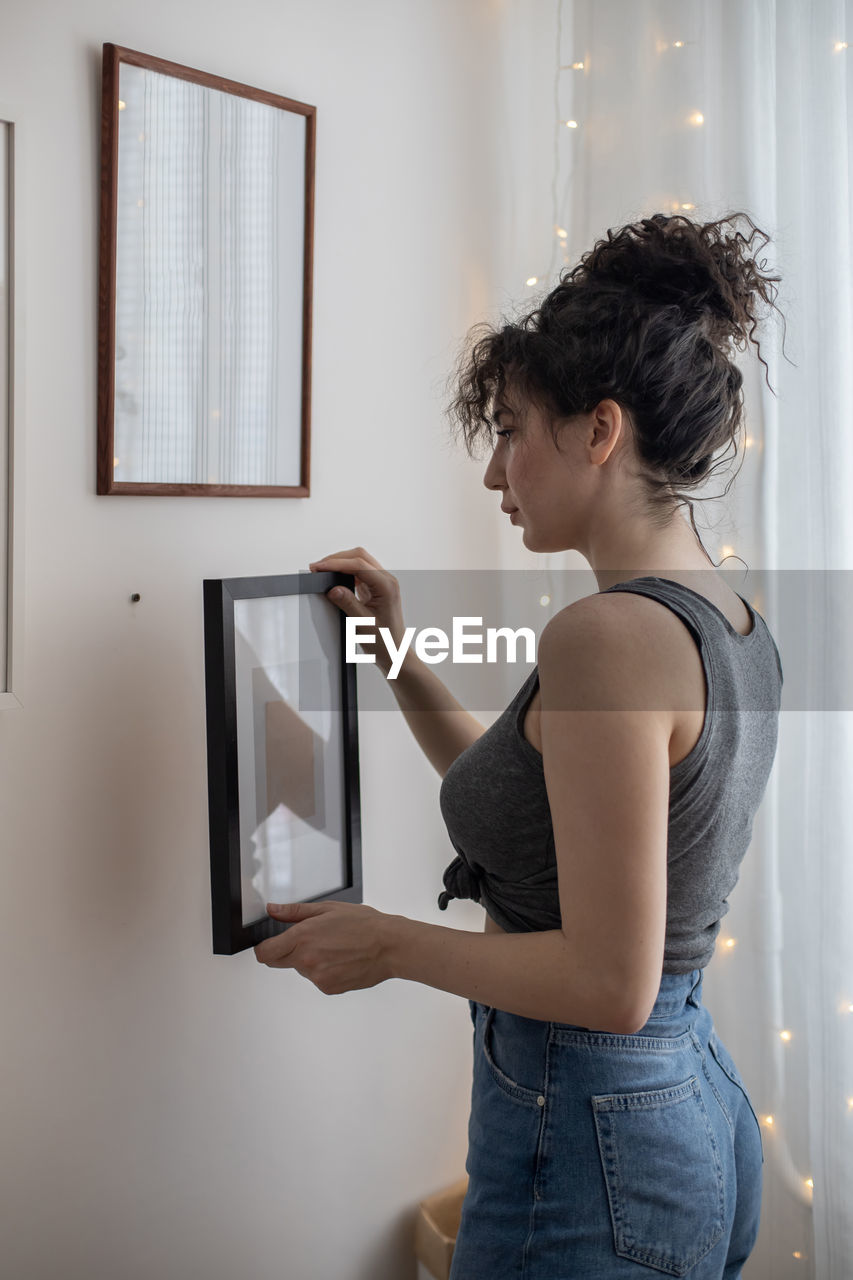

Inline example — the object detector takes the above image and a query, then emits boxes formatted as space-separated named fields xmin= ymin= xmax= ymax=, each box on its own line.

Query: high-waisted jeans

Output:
xmin=448 ymin=969 xmax=764 ymax=1279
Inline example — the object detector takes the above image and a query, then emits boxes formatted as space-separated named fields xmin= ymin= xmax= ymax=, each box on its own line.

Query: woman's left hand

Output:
xmin=254 ymin=900 xmax=399 ymax=995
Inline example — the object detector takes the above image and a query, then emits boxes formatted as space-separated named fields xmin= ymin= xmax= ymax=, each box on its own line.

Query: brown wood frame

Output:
xmin=97 ymin=43 xmax=315 ymax=496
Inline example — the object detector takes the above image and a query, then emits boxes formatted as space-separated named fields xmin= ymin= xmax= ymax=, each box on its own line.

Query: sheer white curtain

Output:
xmin=494 ymin=2 xmax=853 ymax=1274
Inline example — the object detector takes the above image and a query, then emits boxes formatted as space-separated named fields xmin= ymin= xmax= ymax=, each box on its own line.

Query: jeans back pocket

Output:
xmin=592 ymin=1075 xmax=725 ymax=1277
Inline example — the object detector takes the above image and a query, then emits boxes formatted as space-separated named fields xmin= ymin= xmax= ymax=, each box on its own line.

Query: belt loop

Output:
xmin=687 ymin=968 xmax=703 ymax=1009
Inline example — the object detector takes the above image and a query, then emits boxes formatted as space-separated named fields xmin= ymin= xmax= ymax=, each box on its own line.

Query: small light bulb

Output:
xmin=834 ymin=41 xmax=848 ymax=51
xmin=673 ymin=41 xmax=684 ymax=48
xmin=556 ymin=227 xmax=568 ymax=239
xmin=744 ymin=435 xmax=754 ymax=448
xmin=804 ymin=1177 xmax=813 ymax=1189
xmin=793 ymin=1252 xmax=802 ymax=1260
xmin=847 ymin=1097 xmax=853 ymax=1109
xmin=113 ymin=457 xmax=120 ymax=468
xmin=571 ymin=61 xmax=585 ymax=69
xmin=680 ymin=202 xmax=695 ymax=210
xmin=564 ymin=119 xmax=579 ymax=128
xmin=720 ymin=545 xmax=735 ymax=559
xmin=723 ymin=937 xmax=736 ymax=949
xmin=847 ymin=1002 xmax=853 ymax=1012
xmin=118 ymin=100 xmax=126 ymax=111
xmin=762 ymin=1115 xmax=774 ymax=1126
xmin=780 ymin=1029 xmax=792 ymax=1042
xmin=539 ymin=594 xmax=551 ymax=607
xmin=688 ymin=111 xmax=705 ymax=126
xmin=526 ymin=276 xmax=538 ymax=287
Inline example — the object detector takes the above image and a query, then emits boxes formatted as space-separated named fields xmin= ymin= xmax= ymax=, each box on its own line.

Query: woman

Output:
xmin=255 ymin=212 xmax=785 ymax=1278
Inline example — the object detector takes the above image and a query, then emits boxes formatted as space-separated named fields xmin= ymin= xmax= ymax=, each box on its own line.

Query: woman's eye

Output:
xmin=495 ymin=428 xmax=514 ymax=440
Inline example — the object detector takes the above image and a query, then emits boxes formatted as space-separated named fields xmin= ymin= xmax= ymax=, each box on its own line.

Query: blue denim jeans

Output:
xmin=449 ymin=969 xmax=763 ymax=1279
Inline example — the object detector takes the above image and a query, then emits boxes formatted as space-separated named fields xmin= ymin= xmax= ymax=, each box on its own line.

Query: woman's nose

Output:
xmin=483 ymin=451 xmax=504 ymax=490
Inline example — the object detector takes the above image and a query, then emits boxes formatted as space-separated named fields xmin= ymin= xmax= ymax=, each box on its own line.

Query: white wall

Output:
xmin=0 ymin=2 xmax=542 ymax=1275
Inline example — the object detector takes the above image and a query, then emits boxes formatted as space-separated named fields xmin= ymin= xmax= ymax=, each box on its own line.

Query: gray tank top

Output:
xmin=437 ymin=575 xmax=783 ymax=973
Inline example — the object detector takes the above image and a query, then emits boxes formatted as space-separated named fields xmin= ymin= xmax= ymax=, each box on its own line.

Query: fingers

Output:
xmin=267 ymin=902 xmax=328 ymax=921
xmin=254 ymin=929 xmax=298 ymax=967
xmin=309 ymin=558 xmax=387 ymax=584
xmin=308 ymin=546 xmax=385 ymax=575
xmin=254 ymin=901 xmax=334 ymax=967
xmin=309 ymin=561 xmax=395 ymax=615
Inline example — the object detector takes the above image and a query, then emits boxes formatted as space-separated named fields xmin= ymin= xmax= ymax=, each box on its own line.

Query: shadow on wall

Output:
xmin=355 ymin=1203 xmax=421 ymax=1280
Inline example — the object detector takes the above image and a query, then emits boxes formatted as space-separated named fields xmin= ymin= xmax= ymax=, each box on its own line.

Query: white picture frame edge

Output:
xmin=0 ymin=104 xmax=25 ymax=711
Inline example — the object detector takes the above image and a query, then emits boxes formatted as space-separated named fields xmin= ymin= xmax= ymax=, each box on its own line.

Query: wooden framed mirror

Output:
xmin=97 ymin=44 xmax=315 ymax=496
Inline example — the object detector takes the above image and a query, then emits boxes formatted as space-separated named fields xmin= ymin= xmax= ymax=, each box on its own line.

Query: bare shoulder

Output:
xmin=538 ymin=592 xmax=690 ymax=711
xmin=541 ymin=588 xmax=695 ymax=654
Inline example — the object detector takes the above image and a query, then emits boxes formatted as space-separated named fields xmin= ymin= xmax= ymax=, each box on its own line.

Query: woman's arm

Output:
xmin=387 ymin=916 xmax=640 ymax=1032
xmin=256 ymin=902 xmax=640 ymax=1033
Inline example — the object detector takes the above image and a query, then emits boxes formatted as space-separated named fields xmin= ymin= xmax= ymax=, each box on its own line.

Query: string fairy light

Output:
xmin=518 ymin=0 xmax=580 ymax=290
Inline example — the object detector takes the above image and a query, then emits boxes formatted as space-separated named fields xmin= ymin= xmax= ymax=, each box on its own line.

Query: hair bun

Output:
xmin=578 ymin=211 xmax=782 ymax=352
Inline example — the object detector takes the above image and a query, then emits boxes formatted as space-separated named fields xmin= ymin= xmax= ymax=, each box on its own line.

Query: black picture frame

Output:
xmin=203 ymin=571 xmax=362 ymax=954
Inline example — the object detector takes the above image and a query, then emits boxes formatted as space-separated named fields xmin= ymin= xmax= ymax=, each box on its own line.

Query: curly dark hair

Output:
xmin=445 ymin=210 xmax=787 ymax=562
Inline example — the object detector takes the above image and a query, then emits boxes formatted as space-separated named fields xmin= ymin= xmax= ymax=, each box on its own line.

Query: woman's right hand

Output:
xmin=307 ymin=547 xmax=408 ymax=677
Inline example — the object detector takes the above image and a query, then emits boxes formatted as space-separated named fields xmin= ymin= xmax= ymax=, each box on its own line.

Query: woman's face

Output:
xmin=482 ymin=391 xmax=599 ymax=554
